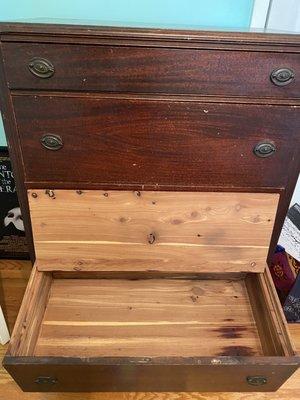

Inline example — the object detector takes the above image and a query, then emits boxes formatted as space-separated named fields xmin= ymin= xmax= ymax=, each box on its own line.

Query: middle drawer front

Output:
xmin=13 ymin=95 xmax=299 ymax=188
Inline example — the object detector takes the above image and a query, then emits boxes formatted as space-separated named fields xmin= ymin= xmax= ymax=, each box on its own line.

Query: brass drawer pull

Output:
xmin=246 ymin=376 xmax=267 ymax=386
xmin=253 ymin=141 xmax=276 ymax=158
xmin=270 ymin=68 xmax=294 ymax=86
xmin=35 ymin=376 xmax=58 ymax=385
xmin=41 ymin=134 xmax=63 ymax=151
xmin=28 ymin=57 xmax=55 ymax=78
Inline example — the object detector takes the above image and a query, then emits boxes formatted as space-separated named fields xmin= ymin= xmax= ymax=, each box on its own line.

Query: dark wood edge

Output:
xmin=11 ymin=90 xmax=300 ymax=105
xmin=3 ymin=355 xmax=300 ymax=367
xmin=0 ymin=23 xmax=300 ymax=54
xmin=0 ymin=22 xmax=300 ymax=45
xmin=0 ymin=43 xmax=35 ymax=262
xmin=26 ymin=184 xmax=284 ymax=192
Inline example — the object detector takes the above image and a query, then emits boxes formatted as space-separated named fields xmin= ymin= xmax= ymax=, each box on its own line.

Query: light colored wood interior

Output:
xmin=2 ymin=260 xmax=300 ymax=400
xmin=7 ymin=265 xmax=52 ymax=357
xmin=34 ymin=277 xmax=264 ymax=357
xmin=28 ymin=190 xmax=279 ymax=273
xmin=7 ymin=266 xmax=294 ymax=359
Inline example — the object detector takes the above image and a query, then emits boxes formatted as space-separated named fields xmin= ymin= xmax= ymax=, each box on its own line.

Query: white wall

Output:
xmin=267 ymin=0 xmax=300 ymax=32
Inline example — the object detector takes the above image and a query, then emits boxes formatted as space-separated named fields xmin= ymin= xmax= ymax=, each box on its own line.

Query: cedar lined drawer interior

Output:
xmin=0 ymin=22 xmax=299 ymax=393
xmin=5 ymin=266 xmax=297 ymax=392
xmin=4 ymin=189 xmax=298 ymax=392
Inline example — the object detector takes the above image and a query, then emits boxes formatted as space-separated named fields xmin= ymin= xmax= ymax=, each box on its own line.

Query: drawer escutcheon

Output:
xmin=253 ymin=141 xmax=276 ymax=158
xmin=40 ymin=134 xmax=63 ymax=151
xmin=270 ymin=68 xmax=295 ymax=86
xmin=28 ymin=57 xmax=55 ymax=78
xmin=35 ymin=376 xmax=58 ymax=385
xmin=246 ymin=376 xmax=268 ymax=386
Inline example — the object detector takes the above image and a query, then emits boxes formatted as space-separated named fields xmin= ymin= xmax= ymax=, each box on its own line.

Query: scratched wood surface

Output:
xmin=28 ymin=190 xmax=279 ymax=273
xmin=0 ymin=260 xmax=300 ymax=399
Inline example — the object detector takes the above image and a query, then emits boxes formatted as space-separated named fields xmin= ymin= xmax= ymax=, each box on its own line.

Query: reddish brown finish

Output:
xmin=2 ymin=42 xmax=300 ymax=98
xmin=0 ymin=23 xmax=299 ymax=262
xmin=0 ymin=22 xmax=300 ymax=393
xmin=3 ymin=356 xmax=298 ymax=392
xmin=1 ymin=21 xmax=300 ymax=52
xmin=13 ymin=94 xmax=299 ymax=188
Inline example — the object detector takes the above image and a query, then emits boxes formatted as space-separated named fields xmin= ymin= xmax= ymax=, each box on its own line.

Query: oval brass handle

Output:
xmin=253 ymin=141 xmax=276 ymax=158
xmin=35 ymin=376 xmax=58 ymax=385
xmin=270 ymin=68 xmax=295 ymax=86
xmin=246 ymin=376 xmax=267 ymax=386
xmin=28 ymin=57 xmax=55 ymax=78
xmin=41 ymin=134 xmax=63 ymax=151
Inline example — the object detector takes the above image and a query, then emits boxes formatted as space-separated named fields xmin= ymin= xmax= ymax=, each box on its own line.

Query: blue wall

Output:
xmin=0 ymin=0 xmax=254 ymax=146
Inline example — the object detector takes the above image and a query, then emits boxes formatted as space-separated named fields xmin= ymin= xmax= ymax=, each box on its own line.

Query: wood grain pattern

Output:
xmin=34 ymin=278 xmax=263 ymax=357
xmin=28 ymin=190 xmax=279 ymax=273
xmin=1 ymin=22 xmax=300 ymax=51
xmin=6 ymin=265 xmax=51 ymax=357
xmin=0 ymin=22 xmax=299 ymax=393
xmin=1 ymin=259 xmax=300 ymax=397
xmin=3 ymin=42 xmax=300 ymax=98
xmin=3 ymin=261 xmax=299 ymax=392
xmin=262 ymin=268 xmax=296 ymax=356
xmin=13 ymin=95 xmax=300 ymax=189
xmin=245 ymin=270 xmax=296 ymax=357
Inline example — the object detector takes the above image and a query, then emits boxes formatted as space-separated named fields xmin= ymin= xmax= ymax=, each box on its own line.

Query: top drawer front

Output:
xmin=3 ymin=42 xmax=300 ymax=98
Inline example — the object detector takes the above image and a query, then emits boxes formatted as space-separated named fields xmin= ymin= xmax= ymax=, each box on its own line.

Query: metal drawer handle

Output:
xmin=253 ymin=141 xmax=276 ymax=158
xmin=41 ymin=134 xmax=63 ymax=151
xmin=28 ymin=57 xmax=55 ymax=78
xmin=35 ymin=376 xmax=58 ymax=385
xmin=246 ymin=376 xmax=267 ymax=386
xmin=270 ymin=68 xmax=295 ymax=86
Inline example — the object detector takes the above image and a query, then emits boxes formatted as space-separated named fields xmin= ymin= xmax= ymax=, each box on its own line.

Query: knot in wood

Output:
xmin=148 ymin=233 xmax=156 ymax=244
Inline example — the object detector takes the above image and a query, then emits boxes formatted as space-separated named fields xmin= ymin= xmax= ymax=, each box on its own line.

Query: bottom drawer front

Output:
xmin=4 ymin=359 xmax=298 ymax=392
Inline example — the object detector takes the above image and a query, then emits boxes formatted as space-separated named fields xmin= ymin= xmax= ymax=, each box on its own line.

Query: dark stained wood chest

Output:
xmin=0 ymin=22 xmax=299 ymax=392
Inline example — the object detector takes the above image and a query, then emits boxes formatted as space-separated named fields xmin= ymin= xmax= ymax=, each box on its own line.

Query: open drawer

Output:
xmin=3 ymin=189 xmax=299 ymax=391
xmin=3 ymin=268 xmax=298 ymax=392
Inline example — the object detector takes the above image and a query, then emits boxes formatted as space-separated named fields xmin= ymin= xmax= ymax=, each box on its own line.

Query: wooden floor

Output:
xmin=1 ymin=259 xmax=300 ymax=399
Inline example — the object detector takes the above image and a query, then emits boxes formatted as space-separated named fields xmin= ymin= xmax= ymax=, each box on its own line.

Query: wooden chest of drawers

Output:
xmin=0 ymin=22 xmax=299 ymax=393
